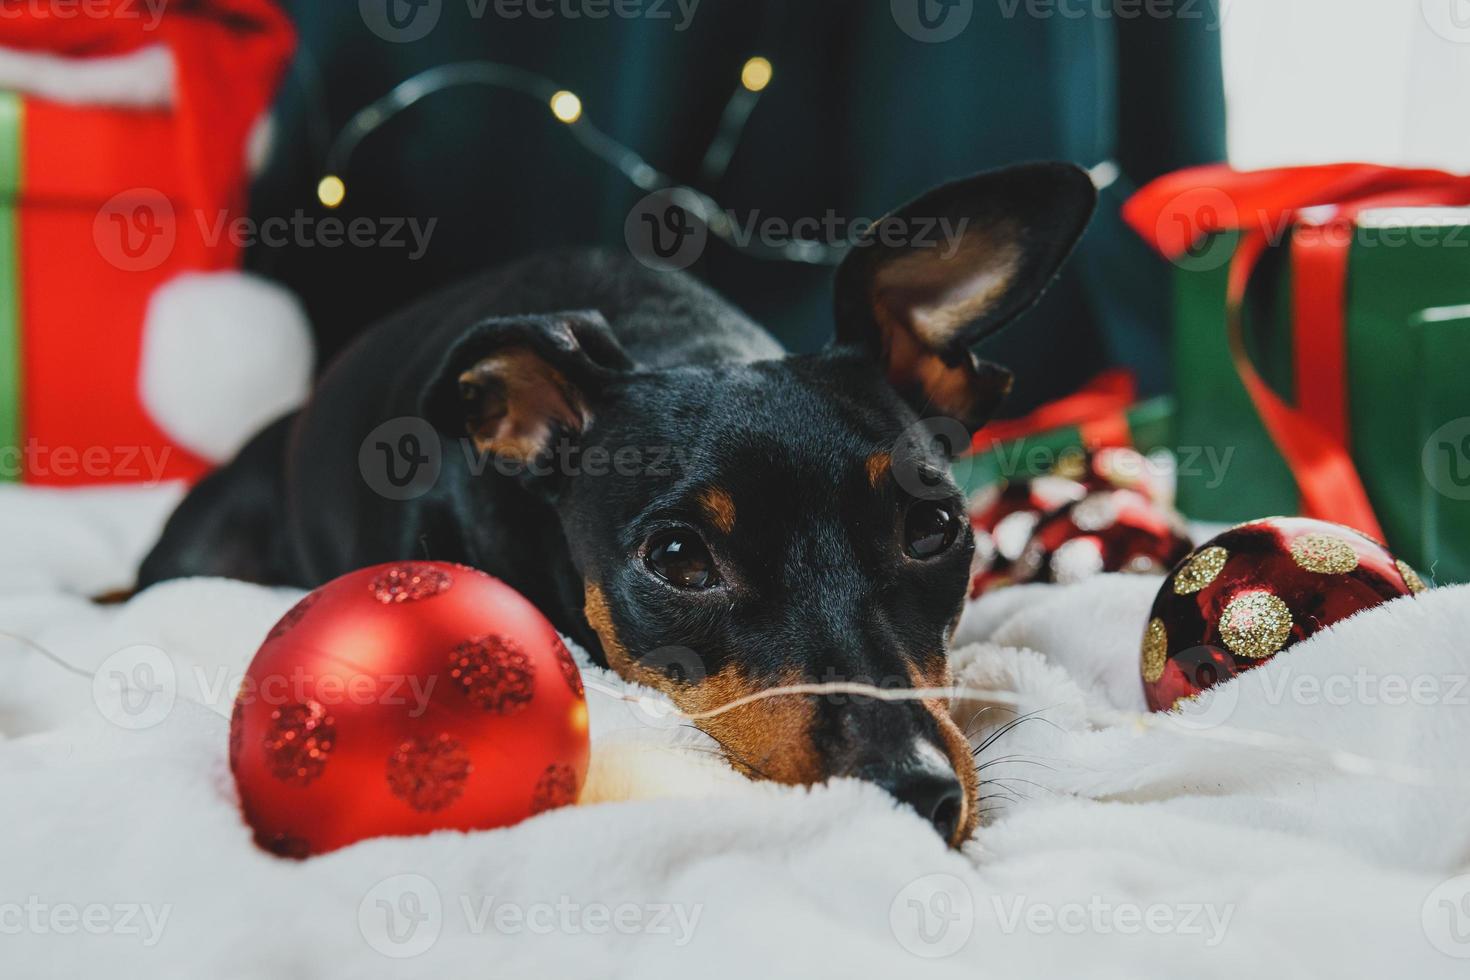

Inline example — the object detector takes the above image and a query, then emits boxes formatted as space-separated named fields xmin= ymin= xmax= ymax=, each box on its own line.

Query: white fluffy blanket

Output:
xmin=3 ymin=483 xmax=1469 ymax=978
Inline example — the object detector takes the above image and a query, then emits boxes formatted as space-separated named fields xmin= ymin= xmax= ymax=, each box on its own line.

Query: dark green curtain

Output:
xmin=248 ymin=0 xmax=1224 ymax=413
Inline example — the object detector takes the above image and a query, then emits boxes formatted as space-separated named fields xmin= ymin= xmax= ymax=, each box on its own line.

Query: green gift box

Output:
xmin=956 ymin=396 xmax=1175 ymax=496
xmin=1168 ymin=209 xmax=1470 ymax=583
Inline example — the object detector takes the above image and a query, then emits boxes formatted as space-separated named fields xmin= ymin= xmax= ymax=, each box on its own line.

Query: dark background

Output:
xmin=247 ymin=0 xmax=1225 ymax=414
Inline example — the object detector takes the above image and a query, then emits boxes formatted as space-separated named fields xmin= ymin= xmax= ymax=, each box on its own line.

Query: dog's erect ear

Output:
xmin=422 ymin=311 xmax=630 ymax=468
xmin=834 ymin=163 xmax=1097 ymax=432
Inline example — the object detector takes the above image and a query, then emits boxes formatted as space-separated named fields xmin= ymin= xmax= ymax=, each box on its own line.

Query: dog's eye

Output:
xmin=645 ymin=530 xmax=719 ymax=589
xmin=904 ymin=501 xmax=960 ymax=559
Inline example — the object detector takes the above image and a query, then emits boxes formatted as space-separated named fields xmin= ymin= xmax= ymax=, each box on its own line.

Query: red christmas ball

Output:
xmin=1141 ymin=517 xmax=1429 ymax=711
xmin=1016 ymin=488 xmax=1194 ymax=585
xmin=229 ymin=561 xmax=589 ymax=858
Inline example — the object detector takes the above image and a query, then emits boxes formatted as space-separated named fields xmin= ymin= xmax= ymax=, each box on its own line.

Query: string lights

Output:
xmin=315 ymin=56 xmax=848 ymax=265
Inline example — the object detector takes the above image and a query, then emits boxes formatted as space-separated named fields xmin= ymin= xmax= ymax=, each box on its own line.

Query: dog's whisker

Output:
xmin=971 ymin=706 xmax=1065 ymax=756
xmin=980 ymin=775 xmax=1057 ymax=795
xmin=974 ymin=754 xmax=1058 ymax=772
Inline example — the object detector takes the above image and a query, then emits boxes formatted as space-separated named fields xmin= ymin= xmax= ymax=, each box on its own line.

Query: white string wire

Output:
xmin=2 ymin=630 xmax=1445 ymax=789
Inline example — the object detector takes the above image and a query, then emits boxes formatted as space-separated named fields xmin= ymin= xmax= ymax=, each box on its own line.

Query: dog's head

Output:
xmin=424 ymin=164 xmax=1095 ymax=846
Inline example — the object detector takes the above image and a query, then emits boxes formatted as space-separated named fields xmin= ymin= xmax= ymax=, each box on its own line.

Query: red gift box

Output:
xmin=0 ymin=0 xmax=294 ymax=485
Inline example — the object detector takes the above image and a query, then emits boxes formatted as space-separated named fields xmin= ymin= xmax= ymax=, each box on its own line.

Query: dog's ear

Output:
xmin=833 ymin=163 xmax=1096 ymax=433
xmin=421 ymin=311 xmax=631 ymax=469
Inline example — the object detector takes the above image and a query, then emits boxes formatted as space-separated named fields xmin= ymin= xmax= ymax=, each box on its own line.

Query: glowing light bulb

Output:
xmin=317 ymin=175 xmax=346 ymax=209
xmin=549 ymin=90 xmax=583 ymax=124
xmin=740 ymin=56 xmax=773 ymax=92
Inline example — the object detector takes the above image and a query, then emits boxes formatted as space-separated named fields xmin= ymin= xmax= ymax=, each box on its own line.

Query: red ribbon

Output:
xmin=969 ymin=368 xmax=1136 ymax=454
xmin=1124 ymin=163 xmax=1470 ymax=541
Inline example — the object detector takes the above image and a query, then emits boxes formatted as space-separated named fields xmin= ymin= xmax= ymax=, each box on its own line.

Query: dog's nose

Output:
xmin=874 ymin=749 xmax=966 ymax=843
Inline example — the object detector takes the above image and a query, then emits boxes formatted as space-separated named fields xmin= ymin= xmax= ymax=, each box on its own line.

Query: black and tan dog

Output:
xmin=141 ymin=163 xmax=1096 ymax=846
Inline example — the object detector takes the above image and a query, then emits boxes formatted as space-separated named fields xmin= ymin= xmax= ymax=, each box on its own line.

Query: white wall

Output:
xmin=1221 ymin=0 xmax=1470 ymax=170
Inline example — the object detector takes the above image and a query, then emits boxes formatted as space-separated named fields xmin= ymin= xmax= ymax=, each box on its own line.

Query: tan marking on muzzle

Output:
xmin=908 ymin=659 xmax=978 ymax=846
xmin=698 ymin=487 xmax=737 ymax=535
xmin=673 ymin=666 xmax=821 ymax=784
xmin=584 ymin=581 xmax=634 ymax=675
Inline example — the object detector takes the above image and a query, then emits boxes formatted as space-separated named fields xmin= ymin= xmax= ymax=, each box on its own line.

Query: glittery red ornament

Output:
xmin=230 ymin=561 xmax=590 ymax=858
xmin=1016 ymin=488 xmax=1194 ymax=585
xmin=1141 ymin=517 xmax=1429 ymax=711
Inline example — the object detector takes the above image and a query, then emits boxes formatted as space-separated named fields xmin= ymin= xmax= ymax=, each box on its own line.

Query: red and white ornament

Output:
xmin=968 ymin=475 xmax=1088 ymax=596
xmin=1017 ymin=488 xmax=1193 ymax=585
xmin=230 ymin=561 xmax=589 ymax=858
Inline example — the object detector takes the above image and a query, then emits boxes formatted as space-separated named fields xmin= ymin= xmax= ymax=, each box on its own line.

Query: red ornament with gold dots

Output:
xmin=229 ymin=561 xmax=590 ymax=858
xmin=1140 ymin=517 xmax=1429 ymax=711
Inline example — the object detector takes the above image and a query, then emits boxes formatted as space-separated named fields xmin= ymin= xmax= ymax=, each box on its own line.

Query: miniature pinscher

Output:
xmin=140 ymin=163 xmax=1097 ymax=846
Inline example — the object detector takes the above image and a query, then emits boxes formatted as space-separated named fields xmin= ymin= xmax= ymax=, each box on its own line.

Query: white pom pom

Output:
xmin=140 ymin=272 xmax=314 ymax=464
